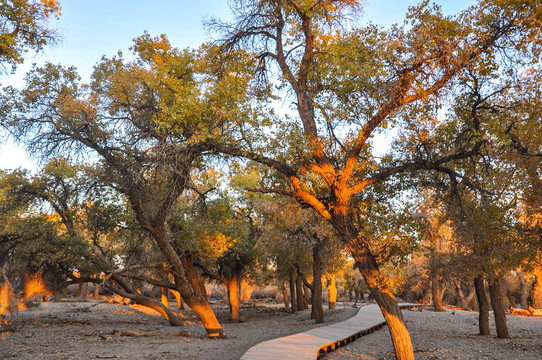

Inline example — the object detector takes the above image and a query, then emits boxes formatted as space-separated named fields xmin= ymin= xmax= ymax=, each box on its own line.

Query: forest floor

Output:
xmin=2 ymin=299 xmax=542 ymax=360
xmin=0 ymin=297 xmax=358 ymax=360
xmin=323 ymin=306 xmax=542 ymax=360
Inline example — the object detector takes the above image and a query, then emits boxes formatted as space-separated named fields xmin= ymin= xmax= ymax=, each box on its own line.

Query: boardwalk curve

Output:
xmin=241 ymin=303 xmax=388 ymax=360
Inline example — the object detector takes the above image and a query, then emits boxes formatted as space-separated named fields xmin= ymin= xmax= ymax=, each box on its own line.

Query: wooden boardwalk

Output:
xmin=241 ymin=303 xmax=389 ymax=360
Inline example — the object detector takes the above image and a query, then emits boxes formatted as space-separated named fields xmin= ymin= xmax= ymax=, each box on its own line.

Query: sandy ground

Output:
xmin=0 ymin=298 xmax=358 ymax=360
xmin=323 ymin=307 xmax=542 ymax=360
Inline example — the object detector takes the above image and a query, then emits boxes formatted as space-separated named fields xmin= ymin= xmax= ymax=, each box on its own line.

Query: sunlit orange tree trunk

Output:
xmin=211 ymin=1 xmax=540 ymax=358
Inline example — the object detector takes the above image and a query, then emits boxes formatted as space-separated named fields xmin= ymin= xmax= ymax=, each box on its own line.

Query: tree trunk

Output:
xmin=518 ymin=272 xmax=530 ymax=310
xmin=225 ymin=272 xmax=241 ymax=322
xmin=453 ymin=279 xmax=466 ymax=309
xmin=431 ymin=277 xmax=445 ymax=312
xmin=475 ymin=277 xmax=490 ymax=335
xmin=326 ymin=275 xmax=337 ymax=310
xmin=280 ymin=284 xmax=289 ymax=309
xmin=347 ymin=236 xmax=414 ymax=360
xmin=94 ymin=283 xmax=102 ymax=298
xmin=161 ymin=287 xmax=169 ymax=308
xmin=78 ymin=282 xmax=88 ymax=300
xmin=289 ymin=272 xmax=298 ymax=314
xmin=171 ymin=289 xmax=184 ymax=310
xmin=296 ymin=272 xmax=305 ymax=311
xmin=177 ymin=254 xmax=225 ymax=337
xmin=465 ymin=286 xmax=477 ymax=311
xmin=489 ymin=278 xmax=509 ymax=339
xmin=303 ymin=283 xmax=310 ymax=310
xmin=311 ymin=247 xmax=324 ymax=323
xmin=532 ymin=268 xmax=542 ymax=309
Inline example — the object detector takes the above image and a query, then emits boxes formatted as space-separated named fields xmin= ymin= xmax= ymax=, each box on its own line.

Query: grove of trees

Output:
xmin=1 ymin=1 xmax=541 ymax=359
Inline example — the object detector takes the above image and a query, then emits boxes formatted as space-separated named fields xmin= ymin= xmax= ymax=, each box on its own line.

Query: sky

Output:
xmin=0 ymin=0 xmax=475 ymax=171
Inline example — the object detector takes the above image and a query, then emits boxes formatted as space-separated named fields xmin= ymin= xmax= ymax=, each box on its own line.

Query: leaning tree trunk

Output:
xmin=171 ymin=289 xmax=185 ymax=310
xmin=489 ymin=278 xmax=509 ymax=339
xmin=347 ymin=235 xmax=414 ymax=360
xmin=148 ymin=225 xmax=224 ymax=338
xmin=475 ymin=276 xmax=490 ymax=335
xmin=312 ymin=247 xmax=324 ymax=324
xmin=107 ymin=275 xmax=184 ymax=326
xmin=225 ymin=272 xmax=241 ymax=323
xmin=289 ymin=272 xmax=298 ymax=314
xmin=161 ymin=287 xmax=169 ymax=308
xmin=326 ymin=275 xmax=337 ymax=310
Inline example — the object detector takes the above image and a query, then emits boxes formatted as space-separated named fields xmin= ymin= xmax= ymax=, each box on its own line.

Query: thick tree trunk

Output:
xmin=312 ymin=247 xmax=324 ymax=323
xmin=531 ymin=268 xmax=542 ymax=309
xmin=489 ymin=278 xmax=509 ymax=339
xmin=347 ymin=236 xmax=414 ymax=360
xmin=147 ymin=224 xmax=224 ymax=337
xmin=178 ymin=254 xmax=225 ymax=337
xmin=289 ymin=272 xmax=298 ymax=314
xmin=296 ymin=272 xmax=305 ymax=311
xmin=431 ymin=277 xmax=445 ymax=312
xmin=475 ymin=277 xmax=490 ymax=335
xmin=77 ymin=282 xmax=88 ymax=300
xmin=326 ymin=275 xmax=337 ymax=310
xmin=225 ymin=272 xmax=241 ymax=322
xmin=94 ymin=283 xmax=102 ymax=298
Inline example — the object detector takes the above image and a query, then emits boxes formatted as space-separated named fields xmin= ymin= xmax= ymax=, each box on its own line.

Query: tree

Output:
xmin=207 ymin=1 xmax=541 ymax=357
xmin=1 ymin=34 xmax=267 ymax=337
xmin=0 ymin=0 xmax=61 ymax=71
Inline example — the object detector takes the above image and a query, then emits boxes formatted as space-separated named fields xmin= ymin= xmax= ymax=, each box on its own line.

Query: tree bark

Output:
xmin=532 ymin=268 xmax=542 ymax=309
xmin=296 ymin=272 xmax=305 ymax=311
xmin=311 ymin=247 xmax=324 ymax=323
xmin=326 ymin=275 xmax=337 ymax=310
xmin=78 ymin=282 xmax=88 ymax=300
xmin=303 ymin=283 xmax=310 ymax=310
xmin=171 ymin=289 xmax=184 ymax=310
xmin=347 ymin=235 xmax=414 ymax=360
xmin=475 ymin=276 xmax=490 ymax=335
xmin=280 ymin=284 xmax=289 ymax=309
xmin=431 ymin=277 xmax=445 ymax=312
xmin=161 ymin=287 xmax=169 ymax=308
xmin=489 ymin=278 xmax=509 ymax=339
xmin=225 ymin=272 xmax=241 ymax=322
xmin=289 ymin=272 xmax=298 ymax=314
xmin=453 ymin=279 xmax=466 ymax=309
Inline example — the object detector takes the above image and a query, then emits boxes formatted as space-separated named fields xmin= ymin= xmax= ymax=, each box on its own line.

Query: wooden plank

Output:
xmin=240 ymin=304 xmax=388 ymax=360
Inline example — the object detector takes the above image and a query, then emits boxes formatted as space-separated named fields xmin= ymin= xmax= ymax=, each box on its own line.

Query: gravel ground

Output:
xmin=322 ymin=307 xmax=542 ymax=360
xmin=0 ymin=299 xmax=358 ymax=360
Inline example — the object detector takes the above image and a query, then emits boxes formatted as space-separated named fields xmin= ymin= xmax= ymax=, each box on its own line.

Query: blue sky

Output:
xmin=0 ymin=0 xmax=475 ymax=170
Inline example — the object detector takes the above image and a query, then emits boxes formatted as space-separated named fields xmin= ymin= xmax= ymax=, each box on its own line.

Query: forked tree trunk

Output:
xmin=326 ymin=275 xmax=337 ymax=310
xmin=489 ymin=278 xmax=509 ymax=339
xmin=312 ymin=247 xmax=324 ymax=323
xmin=280 ymin=284 xmax=290 ymax=309
xmin=225 ymin=272 xmax=241 ymax=322
xmin=531 ymin=268 xmax=542 ymax=309
xmin=431 ymin=277 xmax=445 ymax=312
xmin=296 ymin=273 xmax=305 ymax=311
xmin=289 ymin=272 xmax=298 ymax=314
xmin=475 ymin=277 xmax=490 ymax=335
xmin=347 ymin=236 xmax=414 ymax=360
